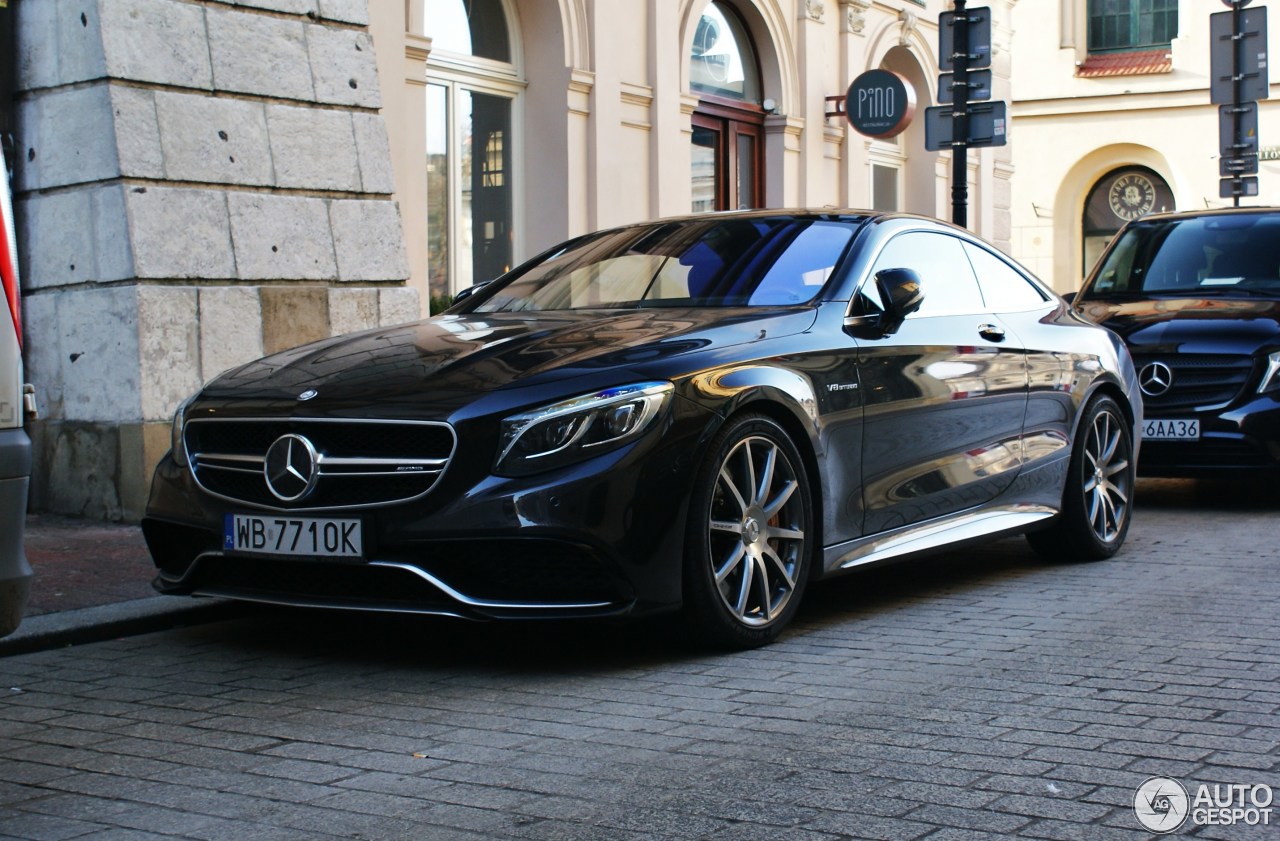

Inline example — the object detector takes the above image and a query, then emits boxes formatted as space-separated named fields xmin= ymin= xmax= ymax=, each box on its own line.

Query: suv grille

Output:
xmin=185 ymin=418 xmax=456 ymax=511
xmin=1134 ymin=353 xmax=1254 ymax=412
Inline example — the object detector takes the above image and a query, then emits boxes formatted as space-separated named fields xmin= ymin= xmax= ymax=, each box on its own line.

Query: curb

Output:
xmin=0 ymin=597 xmax=245 ymax=658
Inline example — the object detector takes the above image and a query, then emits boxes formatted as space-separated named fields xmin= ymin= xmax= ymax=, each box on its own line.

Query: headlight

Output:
xmin=495 ymin=382 xmax=673 ymax=476
xmin=170 ymin=393 xmax=197 ymax=468
xmin=1261 ymin=351 xmax=1280 ymax=395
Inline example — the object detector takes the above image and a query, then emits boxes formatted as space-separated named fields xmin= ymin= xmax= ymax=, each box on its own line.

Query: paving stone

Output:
xmin=2 ymin=481 xmax=1278 ymax=838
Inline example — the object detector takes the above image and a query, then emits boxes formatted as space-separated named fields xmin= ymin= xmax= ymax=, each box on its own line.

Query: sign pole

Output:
xmin=1232 ymin=0 xmax=1242 ymax=206
xmin=951 ymin=0 xmax=969 ymax=228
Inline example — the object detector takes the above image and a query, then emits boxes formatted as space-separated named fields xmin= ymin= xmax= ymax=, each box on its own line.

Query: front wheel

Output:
xmin=683 ymin=414 xmax=814 ymax=649
xmin=1027 ymin=393 xmax=1135 ymax=562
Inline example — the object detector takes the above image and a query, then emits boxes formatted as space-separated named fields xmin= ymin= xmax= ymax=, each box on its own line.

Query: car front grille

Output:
xmin=1134 ymin=353 xmax=1254 ymax=411
xmin=184 ymin=418 xmax=456 ymax=511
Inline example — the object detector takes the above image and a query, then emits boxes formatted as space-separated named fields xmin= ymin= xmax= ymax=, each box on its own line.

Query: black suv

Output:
xmin=1074 ymin=207 xmax=1280 ymax=478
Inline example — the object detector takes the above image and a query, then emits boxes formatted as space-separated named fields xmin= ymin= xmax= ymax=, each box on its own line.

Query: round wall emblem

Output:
xmin=1109 ymin=172 xmax=1157 ymax=222
xmin=1139 ymin=362 xmax=1174 ymax=397
xmin=264 ymin=433 xmax=320 ymax=502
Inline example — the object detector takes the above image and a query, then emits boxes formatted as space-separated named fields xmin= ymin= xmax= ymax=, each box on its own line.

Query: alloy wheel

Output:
xmin=1082 ymin=406 xmax=1131 ymax=544
xmin=706 ymin=435 xmax=808 ymax=627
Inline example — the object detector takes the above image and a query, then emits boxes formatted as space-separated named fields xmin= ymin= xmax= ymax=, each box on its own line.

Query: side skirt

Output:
xmin=821 ymin=503 xmax=1059 ymax=576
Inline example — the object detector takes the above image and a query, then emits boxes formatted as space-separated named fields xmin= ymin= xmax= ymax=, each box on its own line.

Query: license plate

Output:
xmin=1142 ymin=418 xmax=1200 ymax=441
xmin=224 ymin=514 xmax=363 ymax=557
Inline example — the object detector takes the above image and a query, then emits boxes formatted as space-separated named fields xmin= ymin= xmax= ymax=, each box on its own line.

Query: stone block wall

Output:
xmin=15 ymin=0 xmax=416 ymax=520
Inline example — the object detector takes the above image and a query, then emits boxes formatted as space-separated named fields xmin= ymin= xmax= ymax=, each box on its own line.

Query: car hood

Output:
xmin=198 ymin=307 xmax=818 ymax=414
xmin=1076 ymin=296 xmax=1280 ymax=355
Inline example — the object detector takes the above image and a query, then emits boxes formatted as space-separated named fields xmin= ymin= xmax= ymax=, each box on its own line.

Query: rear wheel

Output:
xmin=683 ymin=414 xmax=813 ymax=649
xmin=1028 ymin=394 xmax=1134 ymax=562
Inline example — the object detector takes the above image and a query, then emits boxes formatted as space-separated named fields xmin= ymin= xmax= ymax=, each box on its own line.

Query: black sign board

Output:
xmin=937 ymin=68 xmax=992 ymax=104
xmin=1220 ymin=176 xmax=1259 ymax=198
xmin=939 ymin=7 xmax=991 ymax=72
xmin=1219 ymin=102 xmax=1259 ymax=175
xmin=844 ymin=70 xmax=917 ymax=139
xmin=1210 ymin=7 xmax=1269 ymax=104
xmin=924 ymin=101 xmax=1007 ymax=150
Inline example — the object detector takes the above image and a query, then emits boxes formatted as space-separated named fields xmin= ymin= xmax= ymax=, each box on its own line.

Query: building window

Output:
xmin=1087 ymin=0 xmax=1177 ymax=52
xmin=1082 ymin=166 xmax=1175 ymax=276
xmin=870 ymin=163 xmax=900 ymax=212
xmin=424 ymin=0 xmax=518 ymax=311
xmin=689 ymin=2 xmax=765 ymax=212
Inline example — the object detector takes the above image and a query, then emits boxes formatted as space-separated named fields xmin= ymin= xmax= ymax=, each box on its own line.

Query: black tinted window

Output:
xmin=869 ymin=232 xmax=982 ymax=317
xmin=474 ymin=218 xmax=858 ymax=312
xmin=1085 ymin=213 xmax=1280 ymax=297
xmin=963 ymin=242 xmax=1049 ymax=311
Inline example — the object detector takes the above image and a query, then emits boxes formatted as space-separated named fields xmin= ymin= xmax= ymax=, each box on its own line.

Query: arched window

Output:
xmin=689 ymin=2 xmax=765 ymax=212
xmin=1082 ymin=166 xmax=1175 ymax=273
xmin=424 ymin=0 xmax=520 ymax=311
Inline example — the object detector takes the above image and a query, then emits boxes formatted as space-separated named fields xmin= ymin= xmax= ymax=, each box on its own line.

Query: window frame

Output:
xmin=1086 ymin=0 xmax=1178 ymax=54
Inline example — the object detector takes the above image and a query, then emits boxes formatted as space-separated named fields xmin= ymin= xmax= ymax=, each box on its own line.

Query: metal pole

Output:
xmin=1232 ymin=0 xmax=1242 ymax=206
xmin=951 ymin=0 xmax=969 ymax=228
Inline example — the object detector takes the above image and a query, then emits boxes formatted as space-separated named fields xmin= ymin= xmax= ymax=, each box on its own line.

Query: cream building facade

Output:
xmin=370 ymin=0 xmax=1018 ymax=317
xmin=1009 ymin=0 xmax=1280 ymax=293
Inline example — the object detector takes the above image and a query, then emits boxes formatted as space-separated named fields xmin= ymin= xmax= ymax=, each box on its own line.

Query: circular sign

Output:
xmin=1221 ymin=0 xmax=1251 ymax=8
xmin=1108 ymin=172 xmax=1157 ymax=222
xmin=845 ymin=70 xmax=916 ymax=139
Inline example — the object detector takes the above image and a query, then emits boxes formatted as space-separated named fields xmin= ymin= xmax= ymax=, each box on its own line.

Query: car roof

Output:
xmin=1121 ymin=206 xmax=1280 ymax=225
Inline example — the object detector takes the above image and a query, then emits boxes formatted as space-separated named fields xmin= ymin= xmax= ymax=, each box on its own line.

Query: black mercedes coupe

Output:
xmin=144 ymin=211 xmax=1141 ymax=648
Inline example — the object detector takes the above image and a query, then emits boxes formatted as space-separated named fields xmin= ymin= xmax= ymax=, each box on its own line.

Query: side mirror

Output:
xmin=874 ymin=267 xmax=924 ymax=333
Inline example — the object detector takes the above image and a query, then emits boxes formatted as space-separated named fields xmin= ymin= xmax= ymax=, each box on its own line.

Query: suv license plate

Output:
xmin=224 ymin=514 xmax=363 ymax=558
xmin=1142 ymin=419 xmax=1200 ymax=441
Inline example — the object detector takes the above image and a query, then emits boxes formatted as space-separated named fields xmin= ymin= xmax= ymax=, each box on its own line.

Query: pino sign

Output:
xmin=845 ymin=70 xmax=916 ymax=139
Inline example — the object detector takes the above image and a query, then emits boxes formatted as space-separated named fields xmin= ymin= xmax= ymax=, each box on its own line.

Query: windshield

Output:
xmin=472 ymin=217 xmax=860 ymax=312
xmin=1083 ymin=212 xmax=1280 ymax=299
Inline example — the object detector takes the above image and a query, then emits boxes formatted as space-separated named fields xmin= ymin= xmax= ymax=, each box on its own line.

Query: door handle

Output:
xmin=978 ymin=323 xmax=1006 ymax=342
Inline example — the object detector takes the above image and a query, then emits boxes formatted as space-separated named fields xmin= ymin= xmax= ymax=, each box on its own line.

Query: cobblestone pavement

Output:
xmin=1 ymin=479 xmax=1278 ymax=840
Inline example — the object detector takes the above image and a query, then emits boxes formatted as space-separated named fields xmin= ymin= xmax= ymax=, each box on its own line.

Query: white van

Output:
xmin=1 ymin=157 xmax=32 ymax=638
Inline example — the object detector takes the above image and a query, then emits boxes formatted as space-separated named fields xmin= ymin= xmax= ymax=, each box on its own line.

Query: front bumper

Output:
xmin=1138 ymin=396 xmax=1280 ymax=478
xmin=143 ymin=411 xmax=707 ymax=621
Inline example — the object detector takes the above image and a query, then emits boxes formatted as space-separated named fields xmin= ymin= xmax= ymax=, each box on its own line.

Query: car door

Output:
xmin=854 ymin=230 xmax=1030 ymax=535
xmin=961 ymin=240 xmax=1072 ymax=477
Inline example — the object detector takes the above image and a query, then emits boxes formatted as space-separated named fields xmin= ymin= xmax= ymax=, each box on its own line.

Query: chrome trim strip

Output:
xmin=195 ymin=453 xmax=263 ymax=465
xmin=370 ymin=561 xmax=616 ymax=610
xmin=319 ymin=456 xmax=450 ymax=469
xmin=187 ymin=588 xmax=472 ymax=621
xmin=313 ymin=470 xmax=444 ymax=479
xmin=195 ymin=462 xmax=263 ymax=475
xmin=825 ymin=504 xmax=1058 ymax=573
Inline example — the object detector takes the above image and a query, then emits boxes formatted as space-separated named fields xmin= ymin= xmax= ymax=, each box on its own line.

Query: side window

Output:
xmin=867 ymin=232 xmax=982 ymax=317
xmin=962 ymin=242 xmax=1049 ymax=311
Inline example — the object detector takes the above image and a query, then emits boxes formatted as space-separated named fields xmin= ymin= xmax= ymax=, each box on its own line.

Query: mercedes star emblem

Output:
xmin=264 ymin=433 xmax=319 ymax=502
xmin=1139 ymin=362 xmax=1174 ymax=398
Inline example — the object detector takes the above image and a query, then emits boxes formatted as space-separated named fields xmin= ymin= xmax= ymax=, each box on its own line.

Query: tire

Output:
xmin=1027 ymin=393 xmax=1135 ymax=562
xmin=682 ymin=414 xmax=814 ymax=649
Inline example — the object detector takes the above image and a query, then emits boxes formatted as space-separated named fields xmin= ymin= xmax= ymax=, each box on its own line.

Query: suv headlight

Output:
xmin=1261 ymin=351 xmax=1280 ymax=396
xmin=170 ymin=393 xmax=197 ymax=468
xmin=495 ymin=382 xmax=673 ymax=476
